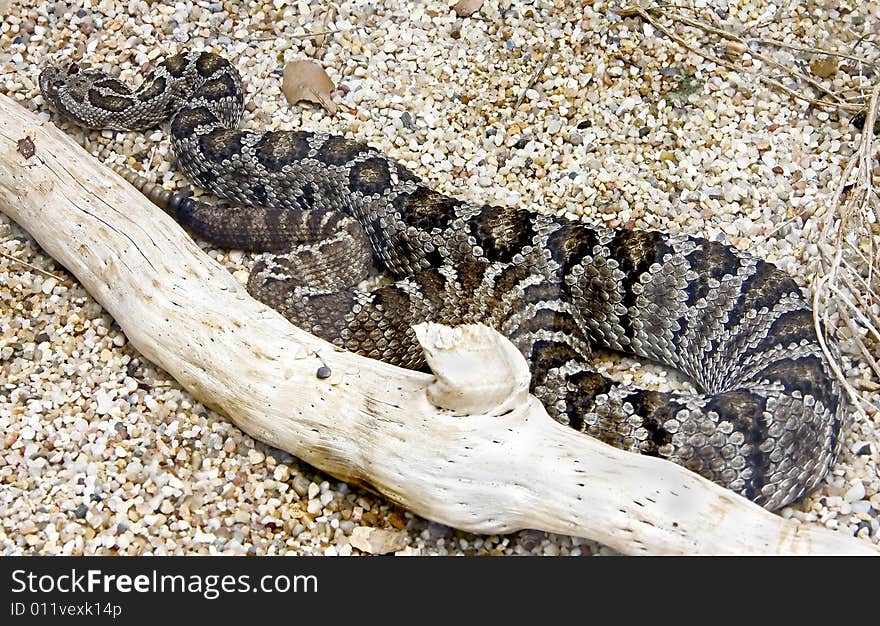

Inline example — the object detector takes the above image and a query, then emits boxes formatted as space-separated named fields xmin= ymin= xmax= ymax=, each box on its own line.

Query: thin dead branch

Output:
xmin=0 ymin=250 xmax=65 ymax=281
xmin=618 ymin=4 xmax=876 ymax=113
xmin=513 ymin=42 xmax=558 ymax=112
xmin=813 ymin=84 xmax=880 ymax=416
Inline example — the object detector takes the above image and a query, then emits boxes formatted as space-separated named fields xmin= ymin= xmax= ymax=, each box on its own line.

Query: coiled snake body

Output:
xmin=40 ymin=51 xmax=848 ymax=510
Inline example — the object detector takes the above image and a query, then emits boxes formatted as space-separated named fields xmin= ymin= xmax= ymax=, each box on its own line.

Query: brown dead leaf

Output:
xmin=282 ymin=60 xmax=337 ymax=115
xmin=452 ymin=0 xmax=484 ymax=18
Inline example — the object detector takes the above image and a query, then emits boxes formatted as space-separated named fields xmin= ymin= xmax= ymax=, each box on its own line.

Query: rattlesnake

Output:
xmin=39 ymin=50 xmax=848 ymax=510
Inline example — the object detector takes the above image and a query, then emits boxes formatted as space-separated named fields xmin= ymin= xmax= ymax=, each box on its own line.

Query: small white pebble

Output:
xmin=850 ymin=500 xmax=872 ymax=515
xmin=95 ymin=391 xmax=113 ymax=415
xmin=844 ymin=481 xmax=866 ymax=503
xmin=273 ymin=464 xmax=290 ymax=481
xmin=307 ymin=482 xmax=320 ymax=499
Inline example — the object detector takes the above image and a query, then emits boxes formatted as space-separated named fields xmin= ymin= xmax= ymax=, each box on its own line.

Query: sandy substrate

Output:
xmin=1 ymin=0 xmax=878 ymax=555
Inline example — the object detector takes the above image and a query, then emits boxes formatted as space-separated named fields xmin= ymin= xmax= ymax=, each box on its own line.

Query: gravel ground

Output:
xmin=1 ymin=0 xmax=878 ymax=555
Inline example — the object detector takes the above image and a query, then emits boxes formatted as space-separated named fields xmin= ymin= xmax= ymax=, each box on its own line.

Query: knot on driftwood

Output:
xmin=414 ymin=322 xmax=530 ymax=416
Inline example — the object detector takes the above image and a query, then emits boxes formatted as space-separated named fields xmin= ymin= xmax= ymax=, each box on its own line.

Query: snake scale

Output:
xmin=39 ymin=50 xmax=848 ymax=510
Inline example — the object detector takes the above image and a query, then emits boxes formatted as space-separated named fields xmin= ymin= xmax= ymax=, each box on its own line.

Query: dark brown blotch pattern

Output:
xmin=682 ymin=239 xmax=742 ymax=306
xmin=469 ymin=207 xmax=536 ymax=263
xmin=254 ymin=131 xmax=313 ymax=172
xmin=395 ymin=186 xmax=458 ymax=231
xmin=138 ymin=75 xmax=167 ymax=102
xmin=348 ymin=157 xmax=391 ymax=196
xmin=196 ymin=51 xmax=226 ymax=77
xmin=162 ymin=54 xmax=189 ymax=78
xmin=171 ymin=106 xmax=219 ymax=140
xmin=87 ymin=89 xmax=132 ymax=112
xmin=545 ymin=222 xmax=600 ymax=270
xmin=197 ymin=128 xmax=244 ymax=162
xmin=196 ymin=73 xmax=239 ymax=101
xmin=317 ymin=135 xmax=369 ymax=166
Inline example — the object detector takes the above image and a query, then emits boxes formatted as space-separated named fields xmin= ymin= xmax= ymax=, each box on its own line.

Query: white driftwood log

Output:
xmin=0 ymin=93 xmax=874 ymax=556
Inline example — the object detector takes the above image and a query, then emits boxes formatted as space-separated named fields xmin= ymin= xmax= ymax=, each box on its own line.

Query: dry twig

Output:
xmin=513 ymin=42 xmax=558 ymax=111
xmin=314 ymin=5 xmax=337 ymax=60
xmin=812 ymin=84 xmax=880 ymax=417
xmin=617 ymin=4 xmax=874 ymax=113
xmin=0 ymin=250 xmax=65 ymax=281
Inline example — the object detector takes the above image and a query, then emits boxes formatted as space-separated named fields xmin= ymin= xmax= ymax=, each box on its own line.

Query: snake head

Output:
xmin=38 ymin=63 xmax=80 ymax=106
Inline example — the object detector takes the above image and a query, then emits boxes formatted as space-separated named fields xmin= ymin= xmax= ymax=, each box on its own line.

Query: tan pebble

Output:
xmin=144 ymin=513 xmax=166 ymax=527
xmin=387 ymin=511 xmax=406 ymax=530
xmin=273 ymin=464 xmax=290 ymax=481
xmin=724 ymin=41 xmax=746 ymax=59
xmin=307 ymin=481 xmax=319 ymax=499
xmin=348 ymin=526 xmax=407 ymax=555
